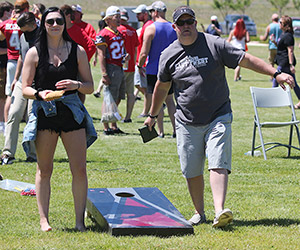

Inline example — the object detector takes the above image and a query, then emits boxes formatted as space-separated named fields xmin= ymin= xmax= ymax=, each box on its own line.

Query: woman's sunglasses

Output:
xmin=176 ymin=18 xmax=195 ymax=27
xmin=45 ymin=18 xmax=64 ymax=26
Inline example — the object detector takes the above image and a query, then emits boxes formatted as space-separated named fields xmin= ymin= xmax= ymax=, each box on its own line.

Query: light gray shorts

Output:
xmin=176 ymin=113 xmax=232 ymax=178
xmin=6 ymin=60 xmax=17 ymax=96
xmin=134 ymin=65 xmax=147 ymax=88
xmin=106 ymin=64 xmax=125 ymax=102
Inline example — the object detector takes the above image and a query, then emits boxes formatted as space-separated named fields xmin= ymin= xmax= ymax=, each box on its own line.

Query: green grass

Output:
xmin=1 ymin=40 xmax=300 ymax=249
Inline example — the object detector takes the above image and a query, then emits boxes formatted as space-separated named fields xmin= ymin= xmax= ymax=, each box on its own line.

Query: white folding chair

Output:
xmin=250 ymin=86 xmax=300 ymax=160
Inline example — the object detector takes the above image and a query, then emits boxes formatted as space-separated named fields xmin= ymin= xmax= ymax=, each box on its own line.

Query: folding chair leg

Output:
xmin=257 ymin=125 xmax=267 ymax=160
xmin=295 ymin=125 xmax=300 ymax=147
xmin=252 ymin=123 xmax=256 ymax=156
xmin=288 ymin=125 xmax=293 ymax=157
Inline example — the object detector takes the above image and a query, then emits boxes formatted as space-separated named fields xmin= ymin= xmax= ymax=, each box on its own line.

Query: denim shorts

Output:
xmin=176 ymin=113 xmax=232 ymax=178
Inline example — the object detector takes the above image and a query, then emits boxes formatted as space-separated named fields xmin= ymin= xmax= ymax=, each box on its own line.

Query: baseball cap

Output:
xmin=120 ymin=9 xmax=129 ymax=21
xmin=211 ymin=15 xmax=218 ymax=21
xmin=146 ymin=1 xmax=167 ymax=12
xmin=172 ymin=6 xmax=195 ymax=23
xmin=132 ymin=4 xmax=147 ymax=14
xmin=72 ymin=4 xmax=82 ymax=13
xmin=14 ymin=0 xmax=29 ymax=11
xmin=103 ymin=6 xmax=120 ymax=20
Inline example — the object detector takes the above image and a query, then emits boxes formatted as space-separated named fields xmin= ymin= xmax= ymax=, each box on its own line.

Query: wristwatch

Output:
xmin=273 ymin=69 xmax=282 ymax=79
xmin=34 ymin=88 xmax=43 ymax=101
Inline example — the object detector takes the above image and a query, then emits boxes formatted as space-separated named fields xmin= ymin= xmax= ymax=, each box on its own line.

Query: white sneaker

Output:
xmin=212 ymin=208 xmax=233 ymax=228
xmin=188 ymin=213 xmax=206 ymax=226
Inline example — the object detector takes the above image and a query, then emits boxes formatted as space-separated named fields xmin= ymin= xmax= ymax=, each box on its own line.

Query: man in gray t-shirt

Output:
xmin=144 ymin=6 xmax=295 ymax=228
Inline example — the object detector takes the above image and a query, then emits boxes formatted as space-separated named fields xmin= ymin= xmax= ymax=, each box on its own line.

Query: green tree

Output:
xmin=231 ymin=0 xmax=252 ymax=14
xmin=293 ymin=0 xmax=300 ymax=10
xmin=267 ymin=0 xmax=290 ymax=16
xmin=212 ymin=0 xmax=234 ymax=19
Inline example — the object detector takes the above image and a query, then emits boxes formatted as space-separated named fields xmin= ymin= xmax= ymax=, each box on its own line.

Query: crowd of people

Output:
xmin=0 ymin=0 xmax=297 ymax=232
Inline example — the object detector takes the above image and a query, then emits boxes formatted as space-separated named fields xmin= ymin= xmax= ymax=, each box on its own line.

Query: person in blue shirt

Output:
xmin=206 ymin=15 xmax=222 ymax=36
xmin=260 ymin=13 xmax=282 ymax=69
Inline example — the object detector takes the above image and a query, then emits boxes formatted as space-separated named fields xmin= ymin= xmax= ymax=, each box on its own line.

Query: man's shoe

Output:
xmin=26 ymin=157 xmax=37 ymax=163
xmin=1 ymin=155 xmax=15 ymax=165
xmin=93 ymin=91 xmax=101 ymax=98
xmin=0 ymin=174 xmax=3 ymax=180
xmin=188 ymin=213 xmax=206 ymax=226
xmin=103 ymin=128 xmax=114 ymax=135
xmin=112 ymin=128 xmax=125 ymax=134
xmin=212 ymin=208 xmax=233 ymax=228
xmin=122 ymin=118 xmax=132 ymax=123
xmin=137 ymin=113 xmax=148 ymax=118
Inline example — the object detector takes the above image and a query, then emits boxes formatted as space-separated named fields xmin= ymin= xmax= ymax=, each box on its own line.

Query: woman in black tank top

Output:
xmin=21 ymin=7 xmax=94 ymax=232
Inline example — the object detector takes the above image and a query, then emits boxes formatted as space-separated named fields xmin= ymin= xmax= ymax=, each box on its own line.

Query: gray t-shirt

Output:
xmin=158 ymin=32 xmax=245 ymax=125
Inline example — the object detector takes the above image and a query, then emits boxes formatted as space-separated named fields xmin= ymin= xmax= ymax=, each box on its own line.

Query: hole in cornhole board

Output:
xmin=115 ymin=192 xmax=135 ymax=197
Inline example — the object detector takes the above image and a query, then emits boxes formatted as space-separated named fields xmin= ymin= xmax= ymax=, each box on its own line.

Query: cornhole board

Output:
xmin=86 ymin=187 xmax=194 ymax=236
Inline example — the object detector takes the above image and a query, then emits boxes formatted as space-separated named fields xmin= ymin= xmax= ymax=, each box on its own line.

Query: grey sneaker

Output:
xmin=188 ymin=213 xmax=206 ymax=226
xmin=212 ymin=208 xmax=233 ymax=228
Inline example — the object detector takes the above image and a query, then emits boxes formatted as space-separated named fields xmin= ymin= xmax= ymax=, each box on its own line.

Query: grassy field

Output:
xmin=0 ymin=42 xmax=300 ymax=249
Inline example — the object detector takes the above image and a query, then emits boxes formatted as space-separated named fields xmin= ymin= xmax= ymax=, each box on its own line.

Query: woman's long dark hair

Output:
xmin=35 ymin=7 xmax=73 ymax=84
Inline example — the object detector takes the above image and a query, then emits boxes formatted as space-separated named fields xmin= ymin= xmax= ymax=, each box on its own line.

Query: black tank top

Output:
xmin=34 ymin=41 xmax=78 ymax=94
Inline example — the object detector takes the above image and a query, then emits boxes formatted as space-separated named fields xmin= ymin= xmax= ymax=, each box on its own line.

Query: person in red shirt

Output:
xmin=118 ymin=9 xmax=139 ymax=123
xmin=0 ymin=1 xmax=13 ymax=134
xmin=60 ymin=5 xmax=96 ymax=62
xmin=132 ymin=4 xmax=153 ymax=118
xmin=96 ymin=6 xmax=126 ymax=135
xmin=71 ymin=4 xmax=96 ymax=40
xmin=0 ymin=0 xmax=29 ymax=126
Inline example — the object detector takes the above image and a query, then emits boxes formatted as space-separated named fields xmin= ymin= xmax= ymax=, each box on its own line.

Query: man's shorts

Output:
xmin=106 ymin=64 xmax=126 ymax=102
xmin=134 ymin=65 xmax=147 ymax=88
xmin=0 ymin=67 xmax=6 ymax=99
xmin=176 ymin=113 xmax=232 ymax=178
xmin=124 ymin=71 xmax=134 ymax=95
xmin=268 ymin=49 xmax=277 ymax=65
xmin=146 ymin=74 xmax=174 ymax=95
xmin=6 ymin=60 xmax=17 ymax=96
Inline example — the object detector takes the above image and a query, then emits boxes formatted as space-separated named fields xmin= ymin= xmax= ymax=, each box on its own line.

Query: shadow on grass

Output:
xmin=234 ymin=218 xmax=300 ymax=227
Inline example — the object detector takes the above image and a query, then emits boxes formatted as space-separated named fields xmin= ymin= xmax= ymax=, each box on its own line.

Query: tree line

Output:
xmin=213 ymin=0 xmax=300 ymax=17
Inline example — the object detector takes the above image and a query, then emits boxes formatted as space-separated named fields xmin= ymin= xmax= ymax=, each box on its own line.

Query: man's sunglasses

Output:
xmin=45 ymin=18 xmax=64 ymax=26
xmin=176 ymin=18 xmax=195 ymax=26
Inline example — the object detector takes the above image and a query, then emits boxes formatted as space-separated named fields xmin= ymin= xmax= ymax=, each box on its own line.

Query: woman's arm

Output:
xmin=287 ymin=46 xmax=295 ymax=74
xmin=227 ymin=31 xmax=233 ymax=42
xmin=245 ymin=31 xmax=250 ymax=43
xmin=22 ymin=47 xmax=41 ymax=99
xmin=55 ymin=45 xmax=94 ymax=94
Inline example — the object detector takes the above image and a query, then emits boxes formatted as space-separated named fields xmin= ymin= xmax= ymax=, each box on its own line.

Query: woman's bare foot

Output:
xmin=40 ymin=218 xmax=52 ymax=232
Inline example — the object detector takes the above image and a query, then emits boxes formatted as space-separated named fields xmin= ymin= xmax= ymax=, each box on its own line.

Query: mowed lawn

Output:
xmin=0 ymin=43 xmax=300 ymax=249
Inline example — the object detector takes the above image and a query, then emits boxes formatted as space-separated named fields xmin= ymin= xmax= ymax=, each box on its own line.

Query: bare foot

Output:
xmin=40 ymin=219 xmax=52 ymax=232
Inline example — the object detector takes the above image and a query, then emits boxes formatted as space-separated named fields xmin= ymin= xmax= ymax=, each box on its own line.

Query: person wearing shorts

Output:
xmin=138 ymin=1 xmax=177 ymax=137
xmin=95 ymin=6 xmax=126 ymax=135
xmin=118 ymin=9 xmax=139 ymax=122
xmin=0 ymin=0 xmax=29 ymax=124
xmin=144 ymin=6 xmax=294 ymax=228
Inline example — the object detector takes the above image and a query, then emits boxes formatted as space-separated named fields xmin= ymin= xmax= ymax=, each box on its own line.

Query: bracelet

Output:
xmin=137 ymin=65 xmax=142 ymax=69
xmin=34 ymin=88 xmax=43 ymax=101
xmin=149 ymin=114 xmax=158 ymax=119
xmin=77 ymin=81 xmax=80 ymax=89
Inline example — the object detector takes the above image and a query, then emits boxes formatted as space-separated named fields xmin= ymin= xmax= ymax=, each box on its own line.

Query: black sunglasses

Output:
xmin=176 ymin=18 xmax=195 ymax=26
xmin=45 ymin=18 xmax=64 ymax=26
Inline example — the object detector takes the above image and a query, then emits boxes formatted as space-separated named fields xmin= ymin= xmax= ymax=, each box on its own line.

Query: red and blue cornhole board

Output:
xmin=86 ymin=187 xmax=194 ymax=236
